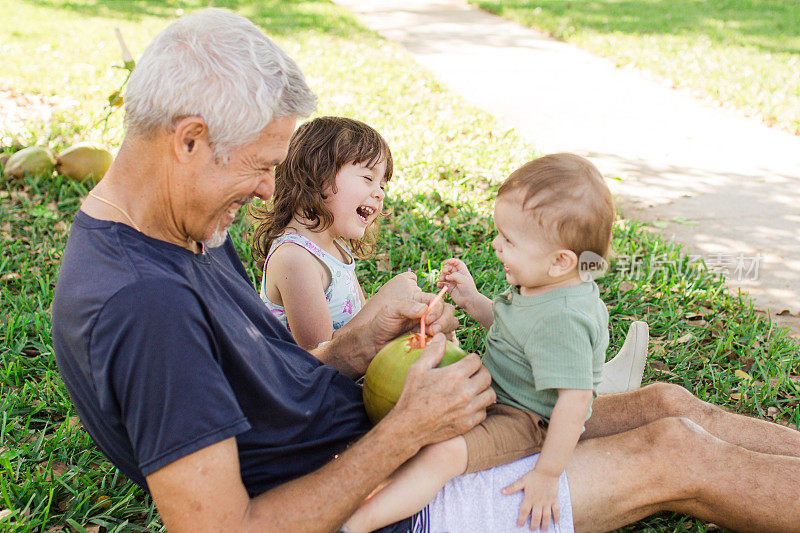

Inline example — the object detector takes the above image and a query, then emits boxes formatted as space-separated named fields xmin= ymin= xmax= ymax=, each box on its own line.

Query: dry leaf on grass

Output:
xmin=618 ymin=281 xmax=635 ymax=292
xmin=738 ymin=357 xmax=756 ymax=372
xmin=69 ymin=526 xmax=102 ymax=533
xmin=650 ymin=367 xmax=681 ymax=379
xmin=447 ymin=243 xmax=463 ymax=255
xmin=95 ymin=495 xmax=112 ymax=509
xmin=650 ymin=344 xmax=666 ymax=357
xmin=40 ymin=461 xmax=68 ymax=481
xmin=675 ymin=333 xmax=693 ymax=344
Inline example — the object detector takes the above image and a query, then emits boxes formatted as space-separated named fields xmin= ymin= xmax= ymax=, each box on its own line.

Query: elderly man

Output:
xmin=52 ymin=8 xmax=800 ymax=533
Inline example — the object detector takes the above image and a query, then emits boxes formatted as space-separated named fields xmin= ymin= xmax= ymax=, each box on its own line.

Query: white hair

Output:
xmin=124 ymin=8 xmax=316 ymax=156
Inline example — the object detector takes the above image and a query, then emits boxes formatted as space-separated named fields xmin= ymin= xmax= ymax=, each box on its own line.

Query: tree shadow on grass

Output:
xmin=21 ymin=0 xmax=372 ymax=38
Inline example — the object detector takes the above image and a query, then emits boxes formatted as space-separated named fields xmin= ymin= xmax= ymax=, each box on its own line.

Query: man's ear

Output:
xmin=172 ymin=117 xmax=209 ymax=163
xmin=548 ymin=249 xmax=578 ymax=277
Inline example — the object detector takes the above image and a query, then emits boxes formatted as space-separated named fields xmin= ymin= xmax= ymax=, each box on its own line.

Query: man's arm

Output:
xmin=147 ymin=335 xmax=495 ymax=532
xmin=148 ymin=419 xmax=416 ymax=532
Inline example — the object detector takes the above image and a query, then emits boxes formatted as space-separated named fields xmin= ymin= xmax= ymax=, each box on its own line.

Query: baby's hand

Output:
xmin=437 ymin=258 xmax=478 ymax=310
xmin=502 ymin=469 xmax=560 ymax=531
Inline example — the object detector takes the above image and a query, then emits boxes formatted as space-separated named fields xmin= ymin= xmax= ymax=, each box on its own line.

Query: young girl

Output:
xmin=251 ymin=116 xmax=404 ymax=350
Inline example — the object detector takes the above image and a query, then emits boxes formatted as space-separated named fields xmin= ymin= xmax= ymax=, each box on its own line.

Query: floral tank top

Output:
xmin=260 ymin=233 xmax=363 ymax=332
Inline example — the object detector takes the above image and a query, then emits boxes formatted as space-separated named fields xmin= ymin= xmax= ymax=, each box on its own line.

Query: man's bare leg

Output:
xmin=583 ymin=383 xmax=800 ymax=457
xmin=567 ymin=416 xmax=800 ymax=532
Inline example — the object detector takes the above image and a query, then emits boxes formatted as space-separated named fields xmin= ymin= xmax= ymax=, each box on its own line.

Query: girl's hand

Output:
xmin=437 ymin=258 xmax=479 ymax=310
xmin=502 ymin=469 xmax=560 ymax=531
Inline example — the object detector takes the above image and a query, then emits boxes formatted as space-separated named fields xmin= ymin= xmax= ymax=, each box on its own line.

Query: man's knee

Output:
xmin=640 ymin=415 xmax=708 ymax=453
xmin=632 ymin=417 xmax=710 ymax=498
xmin=643 ymin=383 xmax=716 ymax=422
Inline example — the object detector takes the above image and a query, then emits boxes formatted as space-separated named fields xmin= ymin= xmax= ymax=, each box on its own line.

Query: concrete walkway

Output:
xmin=333 ymin=0 xmax=800 ymax=335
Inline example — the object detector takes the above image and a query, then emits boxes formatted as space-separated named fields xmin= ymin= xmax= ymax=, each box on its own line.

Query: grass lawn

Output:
xmin=2 ymin=0 xmax=799 ymax=531
xmin=470 ymin=0 xmax=800 ymax=136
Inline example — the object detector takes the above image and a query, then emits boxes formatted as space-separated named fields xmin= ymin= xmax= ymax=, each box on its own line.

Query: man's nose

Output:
xmin=254 ymin=174 xmax=275 ymax=201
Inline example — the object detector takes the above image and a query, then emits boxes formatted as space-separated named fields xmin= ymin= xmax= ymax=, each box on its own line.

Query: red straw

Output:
xmin=420 ymin=286 xmax=449 ymax=347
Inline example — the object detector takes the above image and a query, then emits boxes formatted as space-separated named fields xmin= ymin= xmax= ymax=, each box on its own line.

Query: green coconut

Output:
xmin=56 ymin=143 xmax=113 ymax=182
xmin=3 ymin=146 xmax=56 ymax=179
xmin=363 ymin=333 xmax=467 ymax=424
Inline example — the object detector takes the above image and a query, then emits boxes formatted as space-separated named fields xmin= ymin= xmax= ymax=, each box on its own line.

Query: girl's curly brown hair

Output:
xmin=250 ymin=116 xmax=393 ymax=266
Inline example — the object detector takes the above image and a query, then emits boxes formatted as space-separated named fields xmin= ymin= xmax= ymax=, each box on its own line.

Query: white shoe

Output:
xmin=597 ymin=321 xmax=649 ymax=395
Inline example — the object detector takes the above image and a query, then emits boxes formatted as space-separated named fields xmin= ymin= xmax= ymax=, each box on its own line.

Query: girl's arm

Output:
xmin=502 ymin=389 xmax=593 ymax=530
xmin=267 ymin=244 xmax=334 ymax=351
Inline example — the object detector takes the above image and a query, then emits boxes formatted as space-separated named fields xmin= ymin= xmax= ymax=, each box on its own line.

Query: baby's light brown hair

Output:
xmin=497 ymin=153 xmax=615 ymax=261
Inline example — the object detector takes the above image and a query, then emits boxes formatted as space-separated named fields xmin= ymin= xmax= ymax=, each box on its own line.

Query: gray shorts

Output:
xmin=412 ymin=453 xmax=574 ymax=533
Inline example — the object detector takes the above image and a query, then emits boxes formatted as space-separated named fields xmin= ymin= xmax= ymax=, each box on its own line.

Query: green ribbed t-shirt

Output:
xmin=483 ymin=281 xmax=608 ymax=421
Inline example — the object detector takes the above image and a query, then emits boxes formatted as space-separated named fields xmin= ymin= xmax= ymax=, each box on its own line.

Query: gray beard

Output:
xmin=202 ymin=227 xmax=228 ymax=249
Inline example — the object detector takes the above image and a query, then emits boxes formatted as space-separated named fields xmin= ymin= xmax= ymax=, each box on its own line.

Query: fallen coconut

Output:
xmin=3 ymin=146 xmax=56 ymax=179
xmin=56 ymin=143 xmax=113 ymax=182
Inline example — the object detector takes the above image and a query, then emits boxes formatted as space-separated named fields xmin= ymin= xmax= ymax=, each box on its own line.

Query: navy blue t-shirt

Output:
xmin=51 ymin=211 xmax=374 ymax=496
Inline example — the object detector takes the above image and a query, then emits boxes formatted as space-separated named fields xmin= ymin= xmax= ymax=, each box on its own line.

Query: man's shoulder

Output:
xmin=52 ymin=212 xmax=225 ymax=357
xmin=57 ymin=214 xmax=194 ymax=300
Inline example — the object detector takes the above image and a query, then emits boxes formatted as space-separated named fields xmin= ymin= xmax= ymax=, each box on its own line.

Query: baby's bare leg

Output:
xmin=344 ymin=436 xmax=468 ymax=533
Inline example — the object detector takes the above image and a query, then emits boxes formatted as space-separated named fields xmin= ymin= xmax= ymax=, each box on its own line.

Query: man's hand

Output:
xmin=502 ymin=469 xmax=560 ymax=531
xmin=354 ymin=271 xmax=422 ymax=326
xmin=365 ymin=289 xmax=458 ymax=355
xmin=318 ymin=287 xmax=458 ymax=377
xmin=384 ymin=334 xmax=495 ymax=447
xmin=373 ymin=271 xmax=422 ymax=302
